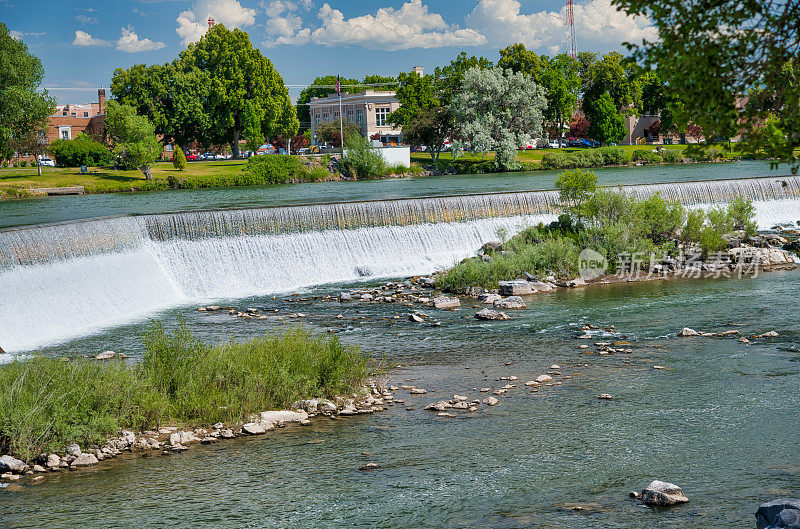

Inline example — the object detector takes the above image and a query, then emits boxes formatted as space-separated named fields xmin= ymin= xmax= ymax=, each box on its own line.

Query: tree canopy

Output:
xmin=105 ymin=101 xmax=162 ymax=179
xmin=111 ymin=24 xmax=298 ymax=158
xmin=450 ymin=66 xmax=546 ymax=170
xmin=0 ymin=23 xmax=55 ymax=161
xmin=586 ymin=93 xmax=627 ymax=146
xmin=612 ymin=0 xmax=800 ymax=171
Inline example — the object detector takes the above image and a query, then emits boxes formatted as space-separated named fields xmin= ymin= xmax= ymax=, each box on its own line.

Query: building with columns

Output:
xmin=309 ymin=89 xmax=404 ymax=145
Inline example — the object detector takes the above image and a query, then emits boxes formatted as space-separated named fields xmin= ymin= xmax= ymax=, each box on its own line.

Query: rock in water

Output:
xmin=475 ymin=308 xmax=509 ymax=321
xmin=0 ymin=455 xmax=25 ymax=474
xmin=95 ymin=351 xmax=116 ymax=360
xmin=359 ymin=463 xmax=381 ymax=471
xmin=70 ymin=453 xmax=99 ymax=468
xmin=433 ymin=296 xmax=461 ymax=309
xmin=756 ymin=499 xmax=800 ymax=529
xmin=640 ymin=480 xmax=689 ymax=506
xmin=493 ymin=296 xmax=527 ymax=310
xmin=678 ymin=328 xmax=700 ymax=337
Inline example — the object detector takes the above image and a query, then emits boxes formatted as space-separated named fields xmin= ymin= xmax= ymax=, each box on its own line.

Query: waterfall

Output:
xmin=1 ymin=175 xmax=799 ymax=352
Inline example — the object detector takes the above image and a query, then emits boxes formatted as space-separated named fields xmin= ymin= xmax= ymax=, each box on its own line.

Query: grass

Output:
xmin=0 ymin=323 xmax=372 ymax=461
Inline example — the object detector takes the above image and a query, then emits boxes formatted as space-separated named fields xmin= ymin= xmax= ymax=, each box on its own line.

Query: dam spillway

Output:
xmin=1 ymin=175 xmax=799 ymax=353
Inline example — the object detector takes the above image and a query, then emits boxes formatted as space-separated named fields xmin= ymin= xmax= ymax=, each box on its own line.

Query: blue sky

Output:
xmin=2 ymin=0 xmax=656 ymax=104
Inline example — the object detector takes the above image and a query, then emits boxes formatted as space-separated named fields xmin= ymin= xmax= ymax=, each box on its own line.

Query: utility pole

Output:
xmin=337 ymin=66 xmax=344 ymax=157
xmin=566 ymin=0 xmax=577 ymax=58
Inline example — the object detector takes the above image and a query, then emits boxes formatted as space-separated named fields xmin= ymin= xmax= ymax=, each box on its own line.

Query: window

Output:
xmin=83 ymin=112 xmax=88 ymax=117
xmin=59 ymin=126 xmax=71 ymax=140
xmin=347 ymin=109 xmax=354 ymax=123
xmin=71 ymin=113 xmax=76 ymax=116
xmin=375 ymin=107 xmax=390 ymax=127
xmin=357 ymin=110 xmax=364 ymax=125
xmin=62 ymin=112 xmax=67 ymax=116
xmin=165 ymin=144 xmax=174 ymax=151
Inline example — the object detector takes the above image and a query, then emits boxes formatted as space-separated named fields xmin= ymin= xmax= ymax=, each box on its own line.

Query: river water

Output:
xmin=1 ymin=161 xmax=799 ymax=527
xmin=2 ymin=271 xmax=799 ymax=528
xmin=0 ymin=160 xmax=784 ymax=228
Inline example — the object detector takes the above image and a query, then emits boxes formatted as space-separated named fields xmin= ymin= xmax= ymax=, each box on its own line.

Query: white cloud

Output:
xmin=264 ymin=0 xmax=486 ymax=50
xmin=176 ymin=0 xmax=257 ymax=45
xmin=116 ymin=26 xmax=166 ymax=53
xmin=72 ymin=30 xmax=111 ymax=47
xmin=466 ymin=0 xmax=657 ymax=53
xmin=10 ymin=30 xmax=45 ymax=40
xmin=74 ymin=14 xmax=99 ymax=25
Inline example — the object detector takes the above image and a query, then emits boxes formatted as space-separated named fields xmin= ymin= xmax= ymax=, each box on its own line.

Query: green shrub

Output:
xmin=597 ymin=147 xmax=629 ymax=165
xmin=242 ymin=154 xmax=305 ymax=184
xmin=541 ymin=152 xmax=575 ymax=170
xmin=699 ymin=226 xmax=726 ymax=256
xmin=1 ymin=160 xmax=8 ymax=168
xmin=19 ymin=160 xmax=28 ymax=167
xmin=728 ymin=197 xmax=758 ymax=237
xmin=302 ymin=166 xmax=331 ymax=181
xmin=172 ymin=146 xmax=187 ymax=171
xmin=660 ymin=149 xmax=682 ymax=163
xmin=682 ymin=209 xmax=706 ymax=243
xmin=340 ymin=135 xmax=387 ymax=179
xmin=635 ymin=193 xmax=686 ymax=244
xmin=49 ymin=134 xmax=111 ymax=167
xmin=706 ymin=205 xmax=733 ymax=234
xmin=632 ymin=149 xmax=663 ymax=164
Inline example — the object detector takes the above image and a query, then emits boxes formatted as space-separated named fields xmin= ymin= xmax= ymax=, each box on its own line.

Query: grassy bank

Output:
xmin=436 ymin=170 xmax=760 ymax=292
xmin=0 ymin=323 xmax=372 ymax=461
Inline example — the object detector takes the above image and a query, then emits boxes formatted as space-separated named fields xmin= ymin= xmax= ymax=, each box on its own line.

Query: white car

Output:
xmin=38 ymin=157 xmax=55 ymax=167
xmin=548 ymin=140 xmax=561 ymax=149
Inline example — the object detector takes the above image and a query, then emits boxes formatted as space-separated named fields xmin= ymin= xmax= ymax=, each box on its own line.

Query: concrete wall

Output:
xmin=377 ymin=146 xmax=410 ymax=167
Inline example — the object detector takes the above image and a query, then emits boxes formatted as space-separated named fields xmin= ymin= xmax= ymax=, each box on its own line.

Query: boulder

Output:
xmin=480 ymin=241 xmax=503 ymax=254
xmin=493 ymin=296 xmax=527 ymax=310
xmin=46 ymin=454 xmax=61 ymax=469
xmin=424 ymin=401 xmax=452 ymax=412
xmin=70 ymin=453 xmax=99 ymax=468
xmin=338 ymin=292 xmax=353 ymax=302
xmin=410 ymin=388 xmax=427 ymax=395
xmin=433 ymin=296 xmax=461 ymax=309
xmin=758 ymin=331 xmax=780 ymax=338
xmin=66 ymin=444 xmax=82 ymax=457
xmin=483 ymin=396 xmax=499 ymax=406
xmin=478 ymin=293 xmax=503 ymax=304
xmin=259 ymin=410 xmax=308 ymax=426
xmin=0 ymin=455 xmax=25 ymax=474
xmin=169 ymin=431 xmax=200 ymax=446
xmin=678 ymin=327 xmax=700 ymax=337
xmin=95 ymin=351 xmax=117 ymax=360
xmin=359 ymin=463 xmax=381 ymax=471
xmin=241 ymin=422 xmax=272 ymax=435
xmin=498 ymin=280 xmax=536 ymax=296
xmin=475 ymin=308 xmax=510 ymax=321
xmin=409 ymin=313 xmax=425 ymax=322
xmin=318 ymin=399 xmax=337 ymax=413
xmin=640 ymin=480 xmax=689 ymax=506
xmin=536 ymin=375 xmax=553 ymax=383
xmin=756 ymin=499 xmax=800 ymax=529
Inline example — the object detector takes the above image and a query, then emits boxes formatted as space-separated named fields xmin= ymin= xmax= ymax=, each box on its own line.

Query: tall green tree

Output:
xmin=586 ymin=93 xmax=626 ymax=146
xmin=498 ymin=43 xmax=544 ymax=81
xmin=111 ymin=62 xmax=211 ymax=152
xmin=0 ymin=23 xmax=55 ymax=164
xmin=583 ymin=52 xmax=642 ymax=113
xmin=540 ymin=54 xmax=581 ymax=146
xmin=387 ymin=71 xmax=440 ymax=128
xmin=434 ymin=52 xmax=493 ymax=105
xmin=450 ymin=66 xmax=546 ymax=170
xmin=105 ymin=101 xmax=162 ymax=179
xmin=612 ymin=0 xmax=800 ymax=171
xmin=179 ymin=25 xmax=298 ymax=158
xmin=402 ymin=107 xmax=453 ymax=163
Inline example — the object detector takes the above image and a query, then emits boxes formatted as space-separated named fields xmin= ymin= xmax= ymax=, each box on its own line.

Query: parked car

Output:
xmin=186 ymin=153 xmax=198 ymax=161
xmin=37 ymin=156 xmax=55 ymax=167
xmin=547 ymin=140 xmax=560 ymax=149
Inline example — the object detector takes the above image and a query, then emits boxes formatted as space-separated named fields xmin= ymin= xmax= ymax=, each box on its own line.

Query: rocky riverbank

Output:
xmin=0 ymin=379 xmax=395 ymax=489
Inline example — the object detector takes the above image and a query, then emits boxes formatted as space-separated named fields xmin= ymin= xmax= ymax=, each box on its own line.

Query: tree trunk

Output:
xmin=558 ymin=116 xmax=563 ymax=148
xmin=37 ymin=161 xmax=42 ymax=176
xmin=140 ymin=164 xmax=153 ymax=180
xmin=231 ymin=129 xmax=241 ymax=159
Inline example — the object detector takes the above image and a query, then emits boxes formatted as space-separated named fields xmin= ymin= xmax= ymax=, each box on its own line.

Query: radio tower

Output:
xmin=566 ymin=0 xmax=577 ymax=58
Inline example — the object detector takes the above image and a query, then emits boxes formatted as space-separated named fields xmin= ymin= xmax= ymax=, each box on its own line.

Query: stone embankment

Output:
xmin=0 ymin=379 xmax=394 ymax=488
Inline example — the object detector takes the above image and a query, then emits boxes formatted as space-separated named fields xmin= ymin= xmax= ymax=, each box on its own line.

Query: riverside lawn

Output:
xmin=0 ymin=323 xmax=372 ymax=462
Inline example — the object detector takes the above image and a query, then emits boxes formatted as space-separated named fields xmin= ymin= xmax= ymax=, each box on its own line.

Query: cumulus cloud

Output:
xmin=264 ymin=0 xmax=486 ymax=50
xmin=466 ymin=0 xmax=657 ymax=53
xmin=176 ymin=0 xmax=257 ymax=45
xmin=72 ymin=30 xmax=111 ymax=47
xmin=116 ymin=26 xmax=166 ymax=53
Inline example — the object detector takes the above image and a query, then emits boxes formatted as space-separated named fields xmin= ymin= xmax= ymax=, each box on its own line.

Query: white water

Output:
xmin=0 ymin=215 xmax=546 ymax=352
xmin=1 ymin=176 xmax=799 ymax=353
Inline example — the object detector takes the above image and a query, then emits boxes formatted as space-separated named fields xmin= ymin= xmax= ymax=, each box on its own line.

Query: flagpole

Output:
xmin=338 ymin=66 xmax=344 ymax=156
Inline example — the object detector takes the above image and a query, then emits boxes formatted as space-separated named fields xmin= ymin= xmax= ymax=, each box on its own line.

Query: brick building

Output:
xmin=309 ymin=89 xmax=404 ymax=145
xmin=46 ymin=89 xmax=107 ymax=144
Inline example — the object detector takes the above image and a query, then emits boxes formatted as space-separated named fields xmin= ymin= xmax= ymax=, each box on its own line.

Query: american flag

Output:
xmin=335 ymin=74 xmax=341 ymax=94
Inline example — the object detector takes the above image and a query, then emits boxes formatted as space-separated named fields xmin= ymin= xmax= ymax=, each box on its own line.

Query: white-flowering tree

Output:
xmin=450 ymin=66 xmax=546 ymax=170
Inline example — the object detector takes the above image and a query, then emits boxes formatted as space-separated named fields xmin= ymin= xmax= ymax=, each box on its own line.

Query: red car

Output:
xmin=186 ymin=153 xmax=198 ymax=161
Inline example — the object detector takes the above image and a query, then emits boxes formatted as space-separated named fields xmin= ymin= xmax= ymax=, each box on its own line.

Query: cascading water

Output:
xmin=1 ymin=176 xmax=799 ymax=353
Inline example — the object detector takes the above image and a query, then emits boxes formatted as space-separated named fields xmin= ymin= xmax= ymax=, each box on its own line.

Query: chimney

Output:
xmin=97 ymin=89 xmax=106 ymax=115
xmin=412 ymin=66 xmax=424 ymax=77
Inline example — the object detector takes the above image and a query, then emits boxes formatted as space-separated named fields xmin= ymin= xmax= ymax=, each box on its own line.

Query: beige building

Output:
xmin=309 ymin=89 xmax=403 ymax=145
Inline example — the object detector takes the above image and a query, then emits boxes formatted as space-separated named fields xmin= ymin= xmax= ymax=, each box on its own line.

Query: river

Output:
xmin=1 ymin=161 xmax=799 ymax=527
